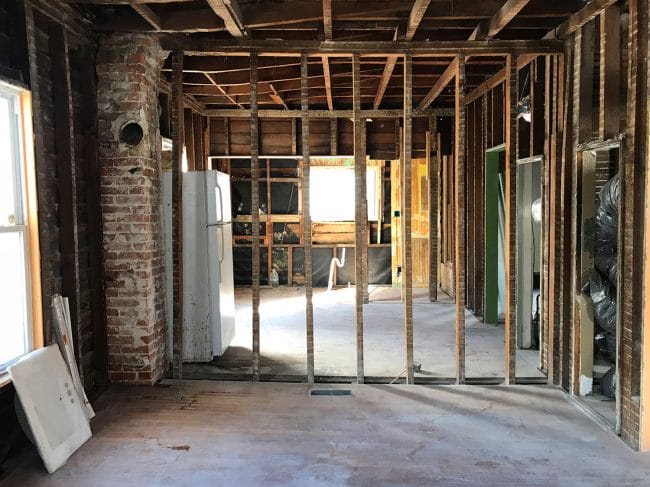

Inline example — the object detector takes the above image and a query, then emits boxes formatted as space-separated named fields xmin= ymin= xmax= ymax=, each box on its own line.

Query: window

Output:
xmin=310 ymin=166 xmax=378 ymax=222
xmin=0 ymin=85 xmax=33 ymax=369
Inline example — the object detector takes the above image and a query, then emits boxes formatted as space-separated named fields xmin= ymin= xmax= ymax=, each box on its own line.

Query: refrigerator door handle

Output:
xmin=215 ymin=181 xmax=224 ymax=223
xmin=217 ymin=225 xmax=225 ymax=265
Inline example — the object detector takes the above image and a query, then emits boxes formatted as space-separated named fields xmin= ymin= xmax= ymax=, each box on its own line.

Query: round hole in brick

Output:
xmin=120 ymin=122 xmax=144 ymax=147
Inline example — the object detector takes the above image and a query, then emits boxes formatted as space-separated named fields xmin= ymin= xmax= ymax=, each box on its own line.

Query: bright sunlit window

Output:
xmin=310 ymin=166 xmax=378 ymax=221
xmin=0 ymin=84 xmax=33 ymax=369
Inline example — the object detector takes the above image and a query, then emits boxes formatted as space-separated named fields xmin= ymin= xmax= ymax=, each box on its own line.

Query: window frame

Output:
xmin=0 ymin=82 xmax=36 ymax=371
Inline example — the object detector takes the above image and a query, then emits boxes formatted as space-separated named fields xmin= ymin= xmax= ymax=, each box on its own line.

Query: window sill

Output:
xmin=0 ymin=370 xmax=11 ymax=389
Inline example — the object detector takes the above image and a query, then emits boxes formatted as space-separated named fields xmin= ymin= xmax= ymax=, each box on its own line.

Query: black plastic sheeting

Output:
xmin=594 ymin=174 xmax=619 ymax=284
xmin=586 ymin=270 xmax=617 ymax=334
xmin=587 ymin=173 xmax=619 ymax=398
xmin=291 ymin=247 xmax=392 ymax=287
xmin=234 ymin=246 xmax=393 ymax=288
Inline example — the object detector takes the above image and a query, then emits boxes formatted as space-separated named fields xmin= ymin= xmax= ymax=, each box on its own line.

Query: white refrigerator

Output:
xmin=163 ymin=170 xmax=236 ymax=362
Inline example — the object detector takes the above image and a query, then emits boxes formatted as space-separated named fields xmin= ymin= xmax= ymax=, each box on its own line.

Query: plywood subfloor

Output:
xmin=4 ymin=380 xmax=649 ymax=486
xmin=193 ymin=287 xmax=544 ymax=380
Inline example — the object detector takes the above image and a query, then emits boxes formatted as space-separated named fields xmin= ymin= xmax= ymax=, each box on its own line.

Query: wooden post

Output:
xmin=330 ymin=118 xmax=337 ymax=155
xmin=455 ymin=54 xmax=466 ymax=384
xmin=599 ymin=4 xmax=621 ymax=140
xmin=621 ymin=0 xmax=648 ymax=448
xmin=224 ymin=117 xmax=230 ymax=173
xmin=571 ymin=21 xmax=595 ymax=395
xmin=250 ymin=51 xmax=261 ymax=381
xmin=171 ymin=49 xmax=184 ymax=379
xmin=639 ymin=0 xmax=650 ymax=451
xmin=353 ymin=52 xmax=365 ymax=383
xmin=504 ymin=53 xmax=517 ymax=385
xmin=50 ymin=25 xmax=83 ymax=382
xmin=559 ymin=39 xmax=574 ymax=391
xmin=25 ymin=5 xmax=54 ymax=345
xmin=429 ymin=116 xmax=438 ymax=302
xmin=403 ymin=53 xmax=414 ymax=383
xmin=301 ymin=53 xmax=315 ymax=383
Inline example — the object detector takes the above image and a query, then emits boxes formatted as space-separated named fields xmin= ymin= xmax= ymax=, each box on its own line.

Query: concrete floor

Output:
xmin=4 ymin=380 xmax=649 ymax=486
xmin=193 ymin=287 xmax=543 ymax=380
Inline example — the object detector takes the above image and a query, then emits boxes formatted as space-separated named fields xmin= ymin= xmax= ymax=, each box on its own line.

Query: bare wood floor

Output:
xmin=3 ymin=380 xmax=650 ymax=486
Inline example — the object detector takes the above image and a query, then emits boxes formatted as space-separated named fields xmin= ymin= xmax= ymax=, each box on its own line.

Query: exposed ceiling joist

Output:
xmin=268 ymin=83 xmax=289 ymax=109
xmin=322 ymin=0 xmax=332 ymax=39
xmin=373 ymin=0 xmax=430 ymax=109
xmin=131 ymin=4 xmax=161 ymax=31
xmin=322 ymin=0 xmax=334 ymax=110
xmin=206 ymin=0 xmax=247 ymax=37
xmin=405 ymin=0 xmax=432 ymax=40
xmin=481 ymin=0 xmax=531 ymax=40
xmin=465 ymin=0 xmax=618 ymax=104
xmin=204 ymin=73 xmax=245 ymax=108
xmin=418 ymin=57 xmax=458 ymax=109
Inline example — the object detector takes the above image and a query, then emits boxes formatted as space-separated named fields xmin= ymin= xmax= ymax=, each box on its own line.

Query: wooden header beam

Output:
xmin=203 ymin=108 xmax=453 ymax=118
xmin=161 ymin=37 xmax=564 ymax=56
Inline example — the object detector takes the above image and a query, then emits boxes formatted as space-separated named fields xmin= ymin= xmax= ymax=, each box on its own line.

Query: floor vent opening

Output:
xmin=310 ymin=389 xmax=352 ymax=396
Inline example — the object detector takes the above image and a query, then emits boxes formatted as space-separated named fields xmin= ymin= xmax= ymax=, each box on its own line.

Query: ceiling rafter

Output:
xmin=204 ymin=72 xmax=245 ymax=108
xmin=206 ymin=0 xmax=247 ymax=37
xmin=373 ymin=0 xmax=431 ymax=109
xmin=417 ymin=57 xmax=458 ymax=109
xmin=465 ymin=0 xmax=618 ymax=104
xmin=268 ymin=83 xmax=289 ymax=109
xmin=131 ymin=4 xmax=161 ymax=31
xmin=469 ymin=0 xmax=531 ymax=40
xmin=321 ymin=0 xmax=334 ymax=110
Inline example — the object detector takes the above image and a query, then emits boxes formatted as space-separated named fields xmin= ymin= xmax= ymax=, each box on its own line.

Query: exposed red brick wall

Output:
xmin=96 ymin=33 xmax=167 ymax=384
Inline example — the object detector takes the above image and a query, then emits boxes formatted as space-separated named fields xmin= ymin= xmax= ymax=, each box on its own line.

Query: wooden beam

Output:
xmin=454 ymin=54 xmax=466 ymax=385
xmin=353 ymin=52 xmax=365 ymax=384
xmin=161 ymin=37 xmax=565 ymax=57
xmin=620 ymin=0 xmax=648 ymax=447
xmin=250 ymin=52 xmax=260 ymax=381
xmin=301 ymin=53 xmax=315 ymax=383
xmin=465 ymin=0 xmax=617 ymax=105
xmin=403 ymin=53 xmax=415 ymax=384
xmin=322 ymin=0 xmax=332 ymax=39
xmin=203 ymin=73 xmax=245 ymax=108
xmin=203 ymin=108 xmax=452 ymax=118
xmin=428 ymin=116 xmax=438 ymax=302
xmin=322 ymin=56 xmax=334 ymax=110
xmin=50 ymin=24 xmax=83 ymax=383
xmin=418 ymin=57 xmax=458 ymax=109
xmin=131 ymin=4 xmax=161 ymax=31
xmin=171 ymin=50 xmax=184 ymax=379
xmin=504 ymin=53 xmax=517 ymax=385
xmin=373 ymin=1 xmax=429 ymax=109
xmin=485 ymin=0 xmax=531 ymax=39
xmin=268 ymin=83 xmax=289 ymax=109
xmin=598 ymin=4 xmax=621 ymax=140
xmin=373 ymin=56 xmax=398 ymax=109
xmin=206 ymin=0 xmax=246 ymax=37
xmin=405 ymin=0 xmax=432 ymax=40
